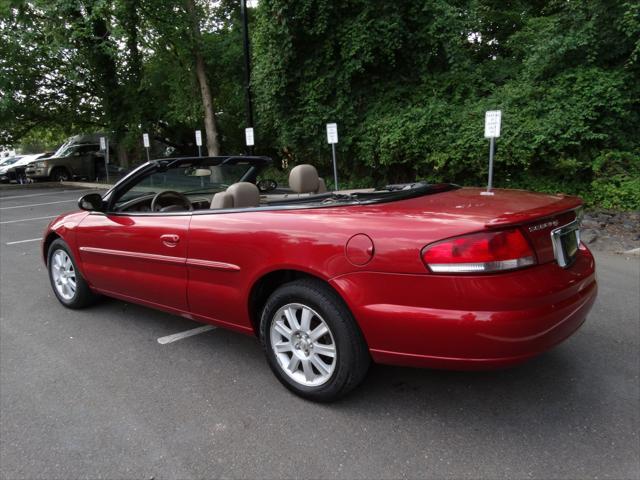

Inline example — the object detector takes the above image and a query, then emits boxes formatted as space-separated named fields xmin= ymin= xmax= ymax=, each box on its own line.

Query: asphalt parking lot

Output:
xmin=1 ymin=185 xmax=639 ymax=480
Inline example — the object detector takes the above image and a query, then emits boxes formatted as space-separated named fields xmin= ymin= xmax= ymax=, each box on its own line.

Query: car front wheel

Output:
xmin=51 ymin=168 xmax=70 ymax=182
xmin=48 ymin=239 xmax=99 ymax=308
xmin=260 ymin=279 xmax=370 ymax=402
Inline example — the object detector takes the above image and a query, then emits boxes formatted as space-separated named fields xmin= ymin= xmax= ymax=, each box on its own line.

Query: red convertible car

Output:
xmin=43 ymin=156 xmax=597 ymax=401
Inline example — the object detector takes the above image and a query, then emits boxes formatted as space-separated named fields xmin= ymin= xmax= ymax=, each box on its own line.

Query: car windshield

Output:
xmin=0 ymin=157 xmax=19 ymax=167
xmin=52 ymin=143 xmax=88 ymax=158
xmin=115 ymin=160 xmax=255 ymax=204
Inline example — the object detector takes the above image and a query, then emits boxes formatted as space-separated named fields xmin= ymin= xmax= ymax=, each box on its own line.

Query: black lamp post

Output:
xmin=241 ymin=0 xmax=254 ymax=154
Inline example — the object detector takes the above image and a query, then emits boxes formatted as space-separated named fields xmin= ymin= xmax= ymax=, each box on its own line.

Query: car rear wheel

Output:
xmin=48 ymin=239 xmax=99 ymax=308
xmin=260 ymin=279 xmax=370 ymax=402
xmin=51 ymin=168 xmax=70 ymax=182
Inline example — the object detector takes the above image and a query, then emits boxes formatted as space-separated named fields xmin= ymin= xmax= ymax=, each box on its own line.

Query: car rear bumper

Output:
xmin=330 ymin=245 xmax=597 ymax=370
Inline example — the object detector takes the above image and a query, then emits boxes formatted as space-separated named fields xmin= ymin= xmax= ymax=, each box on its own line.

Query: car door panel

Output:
xmin=76 ymin=213 xmax=191 ymax=311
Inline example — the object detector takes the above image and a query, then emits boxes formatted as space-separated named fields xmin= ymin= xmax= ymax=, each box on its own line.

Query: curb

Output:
xmin=0 ymin=182 xmax=72 ymax=190
xmin=60 ymin=181 xmax=113 ymax=189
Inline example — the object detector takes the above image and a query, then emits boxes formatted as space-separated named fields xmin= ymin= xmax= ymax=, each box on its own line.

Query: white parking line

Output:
xmin=0 ymin=215 xmax=57 ymax=225
xmin=0 ymin=199 xmax=77 ymax=210
xmin=5 ymin=238 xmax=42 ymax=245
xmin=0 ymin=189 xmax=94 ymax=201
xmin=157 ymin=325 xmax=216 ymax=345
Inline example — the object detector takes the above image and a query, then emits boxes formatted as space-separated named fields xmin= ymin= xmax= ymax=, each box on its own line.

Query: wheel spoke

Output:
xmin=273 ymin=320 xmax=292 ymax=340
xmin=310 ymin=354 xmax=331 ymax=375
xmin=313 ymin=343 xmax=336 ymax=358
xmin=301 ymin=358 xmax=315 ymax=382
xmin=284 ymin=306 xmax=300 ymax=330
xmin=300 ymin=307 xmax=313 ymax=332
xmin=274 ymin=341 xmax=292 ymax=353
xmin=287 ymin=355 xmax=300 ymax=373
xmin=310 ymin=324 xmax=329 ymax=342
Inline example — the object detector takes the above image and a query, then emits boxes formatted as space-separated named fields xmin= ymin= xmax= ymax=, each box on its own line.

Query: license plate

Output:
xmin=551 ymin=221 xmax=580 ymax=268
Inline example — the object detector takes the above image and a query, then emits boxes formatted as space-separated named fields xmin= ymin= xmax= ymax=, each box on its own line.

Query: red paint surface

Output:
xmin=44 ymin=187 xmax=596 ymax=369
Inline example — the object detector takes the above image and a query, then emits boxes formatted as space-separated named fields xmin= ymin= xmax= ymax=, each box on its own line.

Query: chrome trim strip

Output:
xmin=79 ymin=246 xmax=185 ymax=265
xmin=550 ymin=219 xmax=580 ymax=268
xmin=186 ymin=258 xmax=241 ymax=271
xmin=79 ymin=246 xmax=241 ymax=271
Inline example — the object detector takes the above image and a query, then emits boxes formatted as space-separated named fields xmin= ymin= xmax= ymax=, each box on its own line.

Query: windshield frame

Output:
xmin=102 ymin=155 xmax=272 ymax=212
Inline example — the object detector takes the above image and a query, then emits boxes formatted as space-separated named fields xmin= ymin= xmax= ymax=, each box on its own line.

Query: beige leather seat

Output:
xmin=289 ymin=164 xmax=327 ymax=194
xmin=210 ymin=182 xmax=260 ymax=209
xmin=210 ymin=191 xmax=233 ymax=209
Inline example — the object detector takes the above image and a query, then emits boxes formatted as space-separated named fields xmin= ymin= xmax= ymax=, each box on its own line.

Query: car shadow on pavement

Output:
xmin=80 ymin=297 xmax=602 ymax=436
xmin=330 ymin=346 xmax=600 ymax=430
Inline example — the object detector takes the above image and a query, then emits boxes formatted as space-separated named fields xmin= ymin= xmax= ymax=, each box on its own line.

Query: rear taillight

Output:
xmin=421 ymin=228 xmax=536 ymax=273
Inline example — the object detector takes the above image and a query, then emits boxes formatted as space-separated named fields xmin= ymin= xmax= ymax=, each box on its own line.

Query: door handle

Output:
xmin=161 ymin=234 xmax=180 ymax=247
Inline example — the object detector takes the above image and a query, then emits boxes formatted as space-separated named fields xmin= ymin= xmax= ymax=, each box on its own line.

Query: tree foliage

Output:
xmin=0 ymin=0 xmax=246 ymax=161
xmin=0 ymin=0 xmax=638 ymax=208
xmin=252 ymin=0 xmax=640 ymax=208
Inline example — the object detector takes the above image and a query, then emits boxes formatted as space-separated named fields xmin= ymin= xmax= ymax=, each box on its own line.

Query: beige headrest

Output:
xmin=210 ymin=191 xmax=233 ymax=209
xmin=226 ymin=182 xmax=260 ymax=208
xmin=289 ymin=164 xmax=320 ymax=193
xmin=317 ymin=177 xmax=327 ymax=193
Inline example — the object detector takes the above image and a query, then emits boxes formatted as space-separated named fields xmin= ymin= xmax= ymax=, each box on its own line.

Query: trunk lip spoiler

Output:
xmin=484 ymin=197 xmax=584 ymax=229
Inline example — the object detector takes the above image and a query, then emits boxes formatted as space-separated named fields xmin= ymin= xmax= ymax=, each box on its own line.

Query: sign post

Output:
xmin=195 ymin=130 xmax=203 ymax=157
xmin=245 ymin=128 xmax=255 ymax=150
xmin=482 ymin=110 xmax=501 ymax=195
xmin=326 ymin=123 xmax=339 ymax=190
xmin=99 ymin=136 xmax=109 ymax=184
xmin=143 ymin=133 xmax=151 ymax=161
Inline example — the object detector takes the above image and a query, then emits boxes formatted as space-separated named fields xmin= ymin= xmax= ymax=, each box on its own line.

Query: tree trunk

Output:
xmin=194 ymin=53 xmax=219 ymax=156
xmin=185 ymin=0 xmax=220 ymax=156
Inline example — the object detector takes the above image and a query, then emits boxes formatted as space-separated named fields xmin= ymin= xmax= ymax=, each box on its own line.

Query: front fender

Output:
xmin=43 ymin=211 xmax=90 ymax=272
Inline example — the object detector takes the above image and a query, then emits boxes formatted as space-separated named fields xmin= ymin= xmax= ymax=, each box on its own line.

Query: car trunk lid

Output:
xmin=399 ymin=187 xmax=583 ymax=265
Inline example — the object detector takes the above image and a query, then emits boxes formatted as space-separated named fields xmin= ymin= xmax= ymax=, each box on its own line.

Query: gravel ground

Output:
xmin=582 ymin=210 xmax=640 ymax=254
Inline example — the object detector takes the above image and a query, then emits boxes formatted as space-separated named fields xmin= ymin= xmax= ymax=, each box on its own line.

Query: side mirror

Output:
xmin=78 ymin=193 xmax=103 ymax=212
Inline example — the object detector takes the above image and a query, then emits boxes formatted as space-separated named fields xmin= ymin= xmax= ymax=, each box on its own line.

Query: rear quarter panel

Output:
xmin=186 ymin=199 xmax=491 ymax=331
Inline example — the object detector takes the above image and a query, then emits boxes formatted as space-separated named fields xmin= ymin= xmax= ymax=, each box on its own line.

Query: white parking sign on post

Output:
xmin=195 ymin=130 xmax=202 ymax=157
xmin=143 ymin=133 xmax=150 ymax=161
xmin=326 ymin=123 xmax=339 ymax=190
xmin=245 ymin=128 xmax=255 ymax=147
xmin=326 ymin=123 xmax=338 ymax=144
xmin=99 ymin=136 xmax=109 ymax=183
xmin=484 ymin=110 xmax=501 ymax=138
xmin=482 ymin=110 xmax=502 ymax=195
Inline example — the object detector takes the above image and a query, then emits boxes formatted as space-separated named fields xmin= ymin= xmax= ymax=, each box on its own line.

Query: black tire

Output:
xmin=51 ymin=168 xmax=70 ymax=182
xmin=47 ymin=239 xmax=99 ymax=308
xmin=260 ymin=279 xmax=370 ymax=402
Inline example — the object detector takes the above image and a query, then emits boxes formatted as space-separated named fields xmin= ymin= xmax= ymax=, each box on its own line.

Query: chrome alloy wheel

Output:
xmin=51 ymin=249 xmax=77 ymax=300
xmin=269 ymin=303 xmax=337 ymax=387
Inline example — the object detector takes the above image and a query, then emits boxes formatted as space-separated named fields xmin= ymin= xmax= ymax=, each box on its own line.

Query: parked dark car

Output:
xmin=25 ymin=142 xmax=117 ymax=182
